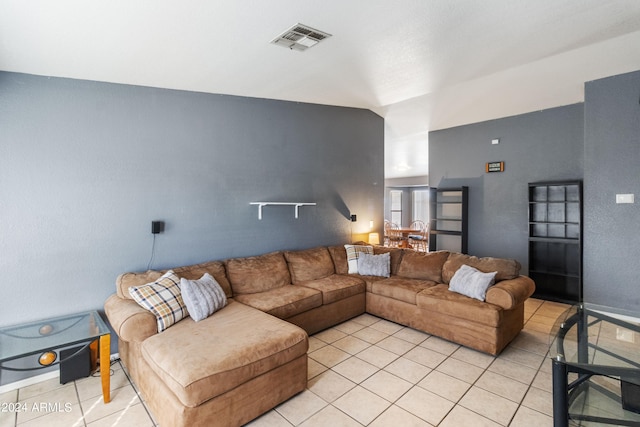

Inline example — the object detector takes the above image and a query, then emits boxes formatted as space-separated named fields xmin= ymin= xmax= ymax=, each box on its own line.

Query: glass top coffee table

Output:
xmin=550 ymin=304 xmax=640 ymax=426
xmin=0 ymin=311 xmax=111 ymax=403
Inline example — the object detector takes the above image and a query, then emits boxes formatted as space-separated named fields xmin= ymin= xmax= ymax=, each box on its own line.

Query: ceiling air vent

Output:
xmin=271 ymin=23 xmax=331 ymax=51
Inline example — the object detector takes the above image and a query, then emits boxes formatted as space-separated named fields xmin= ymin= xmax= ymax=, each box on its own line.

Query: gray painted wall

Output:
xmin=584 ymin=70 xmax=640 ymax=315
xmin=428 ymin=104 xmax=584 ymax=269
xmin=0 ymin=72 xmax=383 ymax=383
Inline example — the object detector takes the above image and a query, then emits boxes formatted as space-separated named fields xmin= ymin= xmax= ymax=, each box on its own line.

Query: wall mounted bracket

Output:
xmin=249 ymin=202 xmax=316 ymax=220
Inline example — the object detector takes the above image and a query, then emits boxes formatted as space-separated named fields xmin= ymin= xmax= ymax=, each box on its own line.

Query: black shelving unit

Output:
xmin=429 ymin=186 xmax=468 ymax=253
xmin=528 ymin=181 xmax=582 ymax=303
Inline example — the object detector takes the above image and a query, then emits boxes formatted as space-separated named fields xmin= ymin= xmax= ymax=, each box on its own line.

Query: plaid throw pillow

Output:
xmin=344 ymin=244 xmax=374 ymax=274
xmin=129 ymin=270 xmax=188 ymax=332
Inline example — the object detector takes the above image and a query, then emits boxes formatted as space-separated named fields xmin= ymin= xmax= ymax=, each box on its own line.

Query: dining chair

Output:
xmin=385 ymin=222 xmax=403 ymax=248
xmin=383 ymin=219 xmax=391 ymax=246
xmin=408 ymin=220 xmax=428 ymax=252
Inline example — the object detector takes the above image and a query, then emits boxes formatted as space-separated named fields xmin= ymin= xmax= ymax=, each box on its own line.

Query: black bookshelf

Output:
xmin=528 ymin=181 xmax=582 ymax=303
xmin=429 ymin=187 xmax=468 ymax=254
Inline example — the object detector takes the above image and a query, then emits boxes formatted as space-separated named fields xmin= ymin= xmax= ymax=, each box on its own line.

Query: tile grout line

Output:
xmin=9 ymin=300 xmax=561 ymax=427
xmin=117 ymin=361 xmax=159 ymax=426
xmin=72 ymin=380 xmax=88 ymax=427
xmin=505 ymin=300 xmax=562 ymax=425
xmin=308 ymin=320 xmax=430 ymax=425
xmin=310 ymin=314 xmax=541 ymax=426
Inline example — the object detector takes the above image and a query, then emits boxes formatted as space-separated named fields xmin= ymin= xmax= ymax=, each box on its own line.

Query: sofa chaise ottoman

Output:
xmin=104 ymin=262 xmax=308 ymax=427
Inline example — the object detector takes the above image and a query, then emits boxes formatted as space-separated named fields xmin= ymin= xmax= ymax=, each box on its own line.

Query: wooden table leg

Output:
xmin=399 ymin=239 xmax=412 ymax=249
xmin=89 ymin=341 xmax=98 ymax=371
xmin=100 ymin=334 xmax=111 ymax=403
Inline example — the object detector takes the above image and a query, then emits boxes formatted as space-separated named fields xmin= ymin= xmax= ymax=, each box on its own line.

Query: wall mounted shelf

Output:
xmin=249 ymin=202 xmax=316 ymax=220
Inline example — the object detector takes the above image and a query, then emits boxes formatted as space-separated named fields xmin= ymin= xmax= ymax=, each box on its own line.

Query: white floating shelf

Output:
xmin=249 ymin=202 xmax=316 ymax=220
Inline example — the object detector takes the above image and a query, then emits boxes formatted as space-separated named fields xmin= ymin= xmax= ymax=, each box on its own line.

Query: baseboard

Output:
xmin=0 ymin=352 xmax=120 ymax=394
xmin=585 ymin=303 xmax=640 ymax=323
xmin=0 ymin=371 xmax=59 ymax=394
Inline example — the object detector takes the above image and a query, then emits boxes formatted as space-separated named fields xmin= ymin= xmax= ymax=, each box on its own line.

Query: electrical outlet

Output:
xmin=350 ymin=214 xmax=357 ymax=222
xmin=616 ymin=194 xmax=634 ymax=204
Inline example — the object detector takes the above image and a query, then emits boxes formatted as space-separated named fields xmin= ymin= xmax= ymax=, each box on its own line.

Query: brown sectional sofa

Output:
xmin=104 ymin=245 xmax=534 ymax=427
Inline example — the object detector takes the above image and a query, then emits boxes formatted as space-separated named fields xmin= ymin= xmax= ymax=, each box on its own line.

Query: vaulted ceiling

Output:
xmin=2 ymin=0 xmax=640 ymax=178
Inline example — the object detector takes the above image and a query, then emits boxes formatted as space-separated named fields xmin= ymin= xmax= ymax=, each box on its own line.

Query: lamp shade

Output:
xmin=368 ymin=232 xmax=380 ymax=245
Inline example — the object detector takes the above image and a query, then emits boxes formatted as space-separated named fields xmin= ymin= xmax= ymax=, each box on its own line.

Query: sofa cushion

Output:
xmin=345 ymin=244 xmax=374 ymax=274
xmin=128 ymin=270 xmax=188 ymax=333
xmin=116 ymin=261 xmax=233 ymax=300
xmin=442 ymin=252 xmax=521 ymax=284
xmin=117 ymin=270 xmax=163 ymax=300
xmin=141 ymin=301 xmax=308 ymax=408
xmin=449 ymin=264 xmax=497 ymax=302
xmin=396 ymin=250 xmax=450 ymax=282
xmin=327 ymin=245 xmax=349 ymax=275
xmin=295 ymin=274 xmax=365 ymax=305
xmin=416 ymin=284 xmax=502 ymax=327
xmin=358 ymin=274 xmax=388 ymax=292
xmin=226 ymin=252 xmax=291 ymax=294
xmin=172 ymin=261 xmax=233 ymax=298
xmin=370 ymin=277 xmax=437 ymax=305
xmin=180 ymin=273 xmax=227 ymax=322
xmin=284 ymin=247 xmax=335 ymax=283
xmin=234 ymin=285 xmax=322 ymax=319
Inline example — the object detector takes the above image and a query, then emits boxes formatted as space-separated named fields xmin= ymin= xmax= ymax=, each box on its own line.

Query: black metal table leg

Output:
xmin=577 ymin=305 xmax=589 ymax=365
xmin=553 ymin=356 xmax=569 ymax=427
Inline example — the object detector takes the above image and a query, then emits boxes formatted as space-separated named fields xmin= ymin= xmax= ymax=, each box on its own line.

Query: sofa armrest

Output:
xmin=104 ymin=294 xmax=157 ymax=343
xmin=485 ymin=276 xmax=535 ymax=310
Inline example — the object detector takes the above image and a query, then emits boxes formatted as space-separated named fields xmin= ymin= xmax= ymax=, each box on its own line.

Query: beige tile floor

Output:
xmin=0 ymin=298 xmax=568 ymax=427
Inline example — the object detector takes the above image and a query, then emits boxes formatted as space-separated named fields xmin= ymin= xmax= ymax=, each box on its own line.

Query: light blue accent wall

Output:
xmin=0 ymin=71 xmax=383 ymax=383
xmin=583 ymin=70 xmax=640 ymax=314
xmin=429 ymin=68 xmax=640 ymax=316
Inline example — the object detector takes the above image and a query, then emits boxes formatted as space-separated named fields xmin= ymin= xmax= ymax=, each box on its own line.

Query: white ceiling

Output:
xmin=2 ymin=0 xmax=640 ymax=179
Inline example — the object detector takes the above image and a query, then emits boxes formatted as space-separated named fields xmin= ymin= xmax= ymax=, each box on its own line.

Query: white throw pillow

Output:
xmin=357 ymin=253 xmax=390 ymax=277
xmin=180 ymin=273 xmax=227 ymax=322
xmin=448 ymin=264 xmax=497 ymax=301
xmin=344 ymin=244 xmax=374 ymax=274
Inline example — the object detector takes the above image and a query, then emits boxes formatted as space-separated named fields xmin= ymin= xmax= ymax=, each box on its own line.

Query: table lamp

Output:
xmin=368 ymin=232 xmax=380 ymax=245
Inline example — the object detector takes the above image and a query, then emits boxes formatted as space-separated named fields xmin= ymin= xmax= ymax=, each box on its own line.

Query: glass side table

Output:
xmin=550 ymin=304 xmax=640 ymax=426
xmin=0 ymin=311 xmax=111 ymax=403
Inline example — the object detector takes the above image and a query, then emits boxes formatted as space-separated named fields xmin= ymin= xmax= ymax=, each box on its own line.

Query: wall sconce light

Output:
xmin=369 ymin=220 xmax=374 ymax=229
xmin=368 ymin=232 xmax=380 ymax=245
